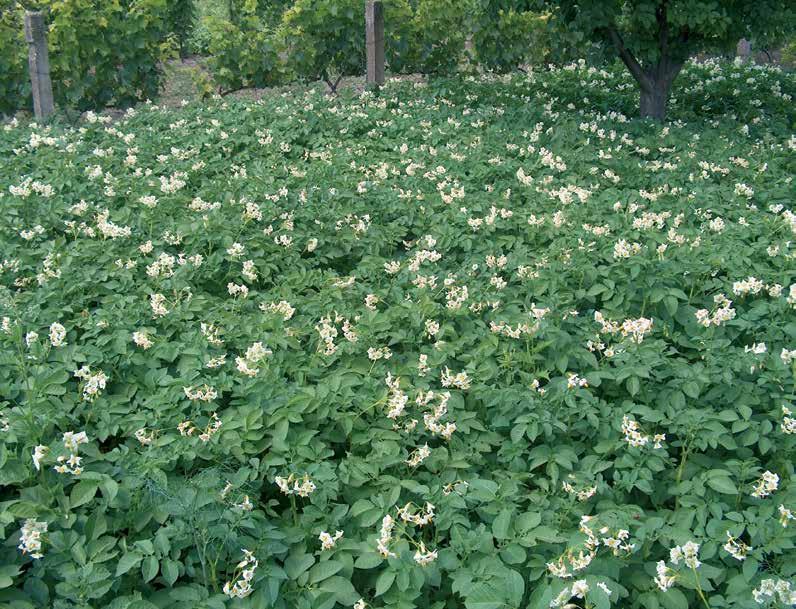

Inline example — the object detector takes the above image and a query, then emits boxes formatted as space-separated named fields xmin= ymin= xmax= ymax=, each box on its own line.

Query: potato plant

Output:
xmin=0 ymin=59 xmax=794 ymax=609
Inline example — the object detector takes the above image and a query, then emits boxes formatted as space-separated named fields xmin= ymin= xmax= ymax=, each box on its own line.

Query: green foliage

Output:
xmin=1 ymin=59 xmax=795 ymax=609
xmin=0 ymin=7 xmax=28 ymax=116
xmin=0 ymin=0 xmax=169 ymax=114
xmin=471 ymin=7 xmax=549 ymax=72
xmin=399 ymin=0 xmax=476 ymax=74
xmin=546 ymin=0 xmax=796 ymax=64
xmin=203 ymin=8 xmax=283 ymax=92
xmin=537 ymin=0 xmax=796 ymax=117
xmin=47 ymin=0 xmax=169 ymax=110
xmin=200 ymin=0 xmax=551 ymax=89
xmin=165 ymin=0 xmax=197 ymax=58
xmin=278 ymin=0 xmax=365 ymax=87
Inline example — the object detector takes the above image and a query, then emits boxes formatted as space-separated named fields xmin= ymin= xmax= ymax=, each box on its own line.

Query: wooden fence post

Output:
xmin=736 ymin=39 xmax=751 ymax=60
xmin=365 ymin=1 xmax=385 ymax=88
xmin=24 ymin=11 xmax=55 ymax=120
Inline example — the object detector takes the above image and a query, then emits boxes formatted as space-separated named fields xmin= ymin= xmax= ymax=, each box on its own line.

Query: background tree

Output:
xmin=534 ymin=0 xmax=795 ymax=120
xmin=166 ymin=0 xmax=196 ymax=59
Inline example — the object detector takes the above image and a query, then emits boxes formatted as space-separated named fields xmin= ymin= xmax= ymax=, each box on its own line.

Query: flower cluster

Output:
xmin=178 ymin=412 xmax=222 ymax=442
xmin=275 ymin=474 xmax=316 ymax=497
xmin=319 ymin=530 xmax=343 ymax=550
xmin=723 ymin=531 xmax=752 ymax=561
xmin=752 ymin=579 xmax=796 ymax=605
xmin=73 ymin=366 xmax=108 ymax=402
xmin=223 ymin=549 xmax=258 ymax=599
xmin=621 ymin=415 xmax=665 ymax=449
xmin=235 ymin=341 xmax=272 ymax=377
xmin=18 ymin=519 xmax=48 ymax=559
xmin=751 ymin=471 xmax=779 ymax=498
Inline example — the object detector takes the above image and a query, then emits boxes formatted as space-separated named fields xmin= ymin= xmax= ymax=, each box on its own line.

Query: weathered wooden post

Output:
xmin=24 ymin=11 xmax=55 ymax=120
xmin=365 ymin=1 xmax=385 ymax=88
xmin=736 ymin=39 xmax=751 ymax=61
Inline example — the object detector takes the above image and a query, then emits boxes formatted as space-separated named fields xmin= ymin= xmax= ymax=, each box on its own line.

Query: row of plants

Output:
xmin=0 ymin=0 xmax=551 ymax=114
xmin=0 ymin=59 xmax=794 ymax=608
xmin=201 ymin=0 xmax=551 ymax=93
xmin=0 ymin=0 xmax=171 ymax=115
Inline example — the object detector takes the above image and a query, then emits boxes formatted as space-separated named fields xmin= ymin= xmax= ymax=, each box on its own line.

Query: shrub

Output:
xmin=203 ymin=10 xmax=283 ymax=92
xmin=277 ymin=0 xmax=365 ymax=90
xmin=399 ymin=0 xmax=476 ymax=74
xmin=0 ymin=7 xmax=28 ymax=116
xmin=472 ymin=9 xmax=550 ymax=72
xmin=165 ymin=0 xmax=197 ymax=58
xmin=0 ymin=0 xmax=169 ymax=113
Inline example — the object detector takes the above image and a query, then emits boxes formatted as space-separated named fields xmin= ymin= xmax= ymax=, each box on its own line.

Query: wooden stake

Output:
xmin=24 ymin=11 xmax=55 ymax=120
xmin=736 ymin=39 xmax=751 ymax=60
xmin=365 ymin=1 xmax=385 ymax=88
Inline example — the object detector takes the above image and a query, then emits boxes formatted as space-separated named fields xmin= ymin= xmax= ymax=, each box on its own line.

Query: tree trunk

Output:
xmin=639 ymin=79 xmax=669 ymax=121
xmin=607 ymin=1 xmax=688 ymax=123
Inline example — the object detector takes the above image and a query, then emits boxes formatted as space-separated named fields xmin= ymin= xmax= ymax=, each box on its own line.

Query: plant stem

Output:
xmin=692 ymin=566 xmax=711 ymax=609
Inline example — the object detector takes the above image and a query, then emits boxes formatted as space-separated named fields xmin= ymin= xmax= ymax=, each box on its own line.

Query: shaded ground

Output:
xmin=158 ymin=57 xmax=427 ymax=108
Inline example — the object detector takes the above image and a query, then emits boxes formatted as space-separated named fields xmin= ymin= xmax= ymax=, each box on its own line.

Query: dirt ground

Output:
xmin=158 ymin=56 xmax=427 ymax=108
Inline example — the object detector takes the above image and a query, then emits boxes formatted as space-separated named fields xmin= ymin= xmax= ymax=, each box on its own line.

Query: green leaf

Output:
xmin=319 ymin=576 xmax=359 ymax=604
xmin=284 ymin=553 xmax=314 ymax=580
xmin=706 ymin=476 xmax=738 ymax=495
xmin=506 ymin=570 xmax=524 ymax=605
xmin=308 ymin=560 xmax=343 ymax=584
xmin=682 ymin=382 xmax=700 ymax=399
xmin=659 ymin=588 xmax=689 ymax=609
xmin=70 ymin=481 xmax=99 ymax=508
xmin=375 ymin=570 xmax=395 ymax=596
xmin=627 ymin=376 xmax=640 ymax=396
xmin=142 ymin=556 xmax=159 ymax=582
xmin=115 ymin=552 xmax=143 ymax=577
xmin=354 ymin=553 xmax=382 ymax=569
xmin=464 ymin=582 xmax=503 ymax=609
xmin=515 ymin=511 xmax=541 ymax=532
xmin=492 ymin=508 xmax=513 ymax=540
xmin=161 ymin=559 xmax=179 ymax=586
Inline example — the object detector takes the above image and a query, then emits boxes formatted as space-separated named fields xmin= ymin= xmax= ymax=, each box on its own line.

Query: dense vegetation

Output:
xmin=0 ymin=0 xmax=550 ymax=113
xmin=0 ymin=0 xmax=169 ymax=114
xmin=539 ymin=0 xmax=795 ymax=119
xmin=1 ymin=59 xmax=794 ymax=608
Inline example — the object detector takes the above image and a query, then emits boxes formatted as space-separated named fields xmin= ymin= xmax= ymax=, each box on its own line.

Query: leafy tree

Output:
xmin=471 ymin=1 xmax=549 ymax=72
xmin=535 ymin=0 xmax=795 ymax=119
xmin=165 ymin=0 xmax=196 ymax=59
xmin=0 ymin=0 xmax=169 ymax=113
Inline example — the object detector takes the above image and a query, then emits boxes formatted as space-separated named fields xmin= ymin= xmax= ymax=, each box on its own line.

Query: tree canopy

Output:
xmin=535 ymin=0 xmax=796 ymax=119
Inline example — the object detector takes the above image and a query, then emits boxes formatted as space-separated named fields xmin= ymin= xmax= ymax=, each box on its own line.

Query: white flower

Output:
xmin=73 ymin=366 xmax=108 ymax=402
xmin=413 ymin=542 xmax=438 ymax=566
xmin=319 ymin=530 xmax=344 ymax=550
xmin=723 ymin=531 xmax=752 ymax=561
xmin=18 ymin=519 xmax=48 ymax=559
xmin=48 ymin=322 xmax=66 ymax=347
xmin=275 ymin=474 xmax=316 ymax=497
xmin=235 ymin=496 xmax=254 ymax=511
xmin=32 ymin=445 xmax=49 ymax=471
xmin=669 ymin=541 xmax=701 ymax=569
xmin=405 ymin=443 xmax=431 ymax=467
xmin=377 ymin=514 xmax=396 ymax=558
xmin=571 ymin=580 xmax=589 ymax=598
xmin=654 ymin=560 xmax=675 ymax=591
xmin=132 ymin=331 xmax=153 ymax=349
xmin=779 ymin=505 xmax=794 ymax=528
xmin=441 ymin=367 xmax=471 ymax=390
xmin=751 ymin=471 xmax=779 ymax=498
xmin=223 ymin=549 xmax=258 ymax=599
